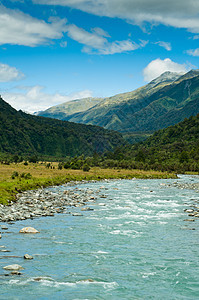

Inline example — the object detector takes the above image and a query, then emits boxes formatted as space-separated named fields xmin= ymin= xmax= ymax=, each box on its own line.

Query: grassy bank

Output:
xmin=0 ymin=162 xmax=177 ymax=205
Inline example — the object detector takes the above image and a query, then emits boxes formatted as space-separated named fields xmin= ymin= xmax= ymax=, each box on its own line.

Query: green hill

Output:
xmin=104 ymin=113 xmax=199 ymax=173
xmin=0 ymin=97 xmax=125 ymax=158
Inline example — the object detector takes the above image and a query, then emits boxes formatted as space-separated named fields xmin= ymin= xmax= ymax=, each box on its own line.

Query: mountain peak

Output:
xmin=149 ymin=71 xmax=184 ymax=86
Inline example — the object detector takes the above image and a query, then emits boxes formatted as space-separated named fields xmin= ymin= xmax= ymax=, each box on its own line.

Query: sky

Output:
xmin=0 ymin=0 xmax=199 ymax=113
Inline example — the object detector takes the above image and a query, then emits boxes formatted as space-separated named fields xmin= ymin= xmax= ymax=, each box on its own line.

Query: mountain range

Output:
xmin=37 ymin=70 xmax=199 ymax=143
xmin=0 ymin=97 xmax=125 ymax=158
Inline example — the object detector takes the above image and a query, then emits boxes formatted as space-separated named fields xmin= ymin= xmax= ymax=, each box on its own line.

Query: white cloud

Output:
xmin=0 ymin=5 xmax=67 ymax=46
xmin=91 ymin=27 xmax=110 ymax=38
xmin=66 ymin=24 xmax=142 ymax=54
xmin=33 ymin=0 xmax=199 ymax=33
xmin=97 ymin=40 xmax=139 ymax=55
xmin=66 ymin=24 xmax=106 ymax=49
xmin=187 ymin=48 xmax=199 ymax=56
xmin=143 ymin=58 xmax=187 ymax=82
xmin=156 ymin=41 xmax=171 ymax=51
xmin=2 ymin=86 xmax=93 ymax=113
xmin=0 ymin=62 xmax=24 ymax=82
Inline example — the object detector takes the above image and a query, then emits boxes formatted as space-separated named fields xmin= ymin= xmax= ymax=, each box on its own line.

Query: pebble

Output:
xmin=0 ymin=182 xmax=99 ymax=223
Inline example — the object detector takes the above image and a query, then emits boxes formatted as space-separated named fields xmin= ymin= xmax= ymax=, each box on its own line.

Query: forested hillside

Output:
xmin=104 ymin=113 xmax=199 ymax=172
xmin=64 ymin=114 xmax=199 ymax=173
xmin=0 ymin=97 xmax=125 ymax=158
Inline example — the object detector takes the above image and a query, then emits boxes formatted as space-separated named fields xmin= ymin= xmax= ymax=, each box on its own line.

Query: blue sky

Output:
xmin=0 ymin=0 xmax=199 ymax=112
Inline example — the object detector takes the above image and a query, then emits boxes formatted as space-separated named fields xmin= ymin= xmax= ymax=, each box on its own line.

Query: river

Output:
xmin=0 ymin=175 xmax=199 ymax=299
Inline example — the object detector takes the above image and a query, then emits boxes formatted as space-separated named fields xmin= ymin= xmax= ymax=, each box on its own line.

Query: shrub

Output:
xmin=58 ymin=163 xmax=63 ymax=170
xmin=82 ymin=164 xmax=90 ymax=172
xmin=11 ymin=171 xmax=19 ymax=179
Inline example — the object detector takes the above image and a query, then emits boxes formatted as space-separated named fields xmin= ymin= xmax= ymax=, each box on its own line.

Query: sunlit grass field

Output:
xmin=0 ymin=162 xmax=177 ymax=205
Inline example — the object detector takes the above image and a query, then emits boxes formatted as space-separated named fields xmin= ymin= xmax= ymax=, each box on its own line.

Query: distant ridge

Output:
xmin=36 ymin=97 xmax=102 ymax=120
xmin=37 ymin=70 xmax=199 ymax=143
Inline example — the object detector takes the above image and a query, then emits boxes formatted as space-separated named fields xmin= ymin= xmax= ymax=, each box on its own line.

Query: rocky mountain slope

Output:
xmin=36 ymin=97 xmax=102 ymax=120
xmin=37 ymin=70 xmax=199 ymax=141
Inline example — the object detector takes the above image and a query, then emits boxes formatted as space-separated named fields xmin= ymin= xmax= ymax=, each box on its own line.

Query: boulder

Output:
xmin=19 ymin=227 xmax=39 ymax=234
xmin=3 ymin=264 xmax=24 ymax=271
xmin=24 ymin=254 xmax=33 ymax=260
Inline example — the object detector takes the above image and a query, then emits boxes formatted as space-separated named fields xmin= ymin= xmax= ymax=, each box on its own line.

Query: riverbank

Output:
xmin=0 ymin=181 xmax=101 ymax=222
xmin=0 ymin=162 xmax=177 ymax=205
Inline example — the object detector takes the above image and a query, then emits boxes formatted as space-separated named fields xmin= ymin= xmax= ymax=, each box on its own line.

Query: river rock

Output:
xmin=72 ymin=213 xmax=83 ymax=216
xmin=1 ymin=225 xmax=8 ymax=230
xmin=81 ymin=207 xmax=94 ymax=211
xmin=3 ymin=264 xmax=24 ymax=271
xmin=10 ymin=271 xmax=22 ymax=275
xmin=24 ymin=254 xmax=33 ymax=260
xmin=19 ymin=227 xmax=39 ymax=234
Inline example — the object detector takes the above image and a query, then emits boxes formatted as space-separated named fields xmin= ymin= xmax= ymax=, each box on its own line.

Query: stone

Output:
xmin=3 ymin=264 xmax=24 ymax=271
xmin=81 ymin=207 xmax=94 ymax=211
xmin=80 ymin=279 xmax=95 ymax=282
xmin=72 ymin=213 xmax=83 ymax=216
xmin=1 ymin=225 xmax=8 ymax=230
xmin=10 ymin=271 xmax=22 ymax=275
xmin=24 ymin=254 xmax=33 ymax=260
xmin=19 ymin=227 xmax=39 ymax=234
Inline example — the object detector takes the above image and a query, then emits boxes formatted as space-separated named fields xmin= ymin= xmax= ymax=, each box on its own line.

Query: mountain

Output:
xmin=36 ymin=97 xmax=102 ymax=120
xmin=0 ymin=97 xmax=126 ymax=158
xmin=37 ymin=70 xmax=199 ymax=143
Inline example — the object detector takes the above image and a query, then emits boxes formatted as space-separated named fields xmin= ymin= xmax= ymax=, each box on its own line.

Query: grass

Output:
xmin=0 ymin=162 xmax=177 ymax=205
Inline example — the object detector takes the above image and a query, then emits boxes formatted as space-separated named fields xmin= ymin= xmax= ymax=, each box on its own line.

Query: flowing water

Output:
xmin=0 ymin=175 xmax=199 ymax=299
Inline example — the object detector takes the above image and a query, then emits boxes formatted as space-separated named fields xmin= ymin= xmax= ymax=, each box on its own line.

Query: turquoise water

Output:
xmin=0 ymin=176 xmax=199 ymax=299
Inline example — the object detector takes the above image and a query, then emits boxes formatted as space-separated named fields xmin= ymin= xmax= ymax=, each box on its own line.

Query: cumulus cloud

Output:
xmin=0 ymin=62 xmax=24 ymax=82
xmin=0 ymin=5 xmax=67 ymax=46
xmin=2 ymin=86 xmax=93 ymax=113
xmin=187 ymin=48 xmax=199 ymax=56
xmin=156 ymin=41 xmax=171 ymax=51
xmin=143 ymin=58 xmax=187 ymax=82
xmin=33 ymin=0 xmax=199 ymax=33
xmin=66 ymin=24 xmax=142 ymax=54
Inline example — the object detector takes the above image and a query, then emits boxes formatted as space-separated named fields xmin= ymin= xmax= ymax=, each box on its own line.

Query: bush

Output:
xmin=82 ymin=164 xmax=90 ymax=172
xmin=29 ymin=155 xmax=38 ymax=163
xmin=24 ymin=173 xmax=32 ymax=179
xmin=58 ymin=163 xmax=63 ymax=170
xmin=11 ymin=171 xmax=19 ymax=179
xmin=24 ymin=161 xmax=28 ymax=166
